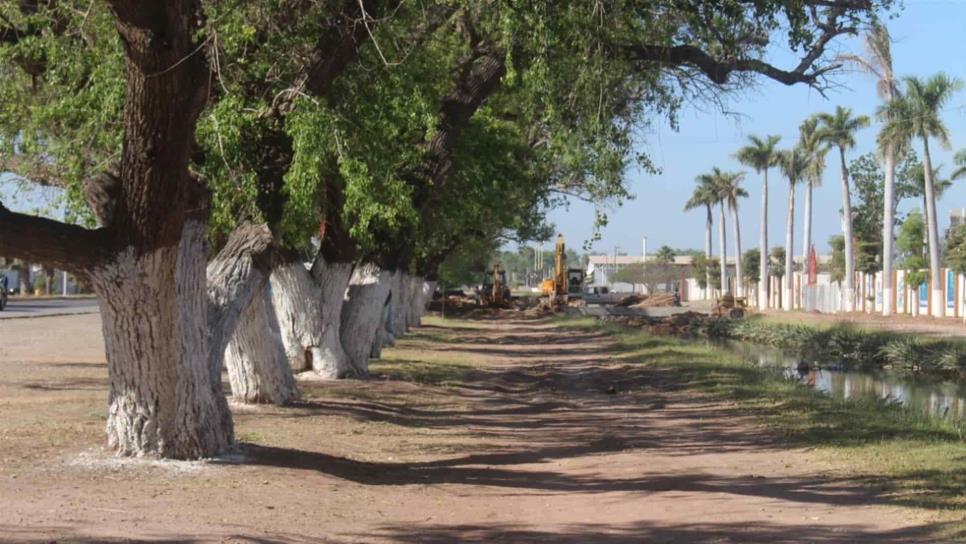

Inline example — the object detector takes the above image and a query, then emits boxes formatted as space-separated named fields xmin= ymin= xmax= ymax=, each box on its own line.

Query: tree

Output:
xmin=798 ymin=118 xmax=829 ymax=277
xmin=816 ymin=106 xmax=870 ymax=312
xmin=897 ymin=211 xmax=927 ymax=316
xmin=743 ymin=248 xmax=761 ymax=285
xmin=778 ymin=147 xmax=808 ymax=310
xmin=735 ymin=134 xmax=781 ymax=310
xmin=691 ymin=254 xmax=720 ymax=291
xmin=849 ymin=153 xmax=886 ymax=273
xmin=842 ymin=22 xmax=900 ymax=315
xmin=684 ymin=176 xmax=718 ymax=295
xmin=655 ymin=245 xmax=676 ymax=264
xmin=953 ymin=150 xmax=966 ymax=180
xmin=945 ymin=223 xmax=966 ymax=276
xmin=882 ymin=73 xmax=963 ymax=316
xmin=715 ymin=171 xmax=748 ymax=297
xmin=769 ymin=246 xmax=787 ymax=308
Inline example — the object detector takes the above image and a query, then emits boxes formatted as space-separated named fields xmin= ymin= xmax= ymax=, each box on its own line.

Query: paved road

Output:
xmin=0 ymin=297 xmax=99 ymax=319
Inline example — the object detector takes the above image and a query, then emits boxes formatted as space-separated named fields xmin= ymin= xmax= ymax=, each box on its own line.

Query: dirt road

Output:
xmin=0 ymin=313 xmax=937 ymax=542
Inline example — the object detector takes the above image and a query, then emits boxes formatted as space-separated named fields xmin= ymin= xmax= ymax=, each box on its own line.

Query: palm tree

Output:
xmin=735 ymin=134 xmax=781 ymax=310
xmin=685 ymin=176 xmax=719 ymax=296
xmin=778 ymin=148 xmax=808 ymax=311
xmin=841 ymin=22 xmax=901 ymax=316
xmin=816 ymin=106 xmax=870 ymax=313
xmin=797 ymin=118 xmax=829 ymax=279
xmin=884 ymin=74 xmax=963 ymax=317
xmin=953 ymin=149 xmax=966 ymax=180
xmin=714 ymin=169 xmax=749 ymax=296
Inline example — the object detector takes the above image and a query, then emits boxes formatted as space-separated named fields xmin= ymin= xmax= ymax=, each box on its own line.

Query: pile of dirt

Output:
xmin=615 ymin=293 xmax=678 ymax=308
xmin=427 ymin=295 xmax=478 ymax=314
xmin=602 ymin=311 xmax=709 ymax=337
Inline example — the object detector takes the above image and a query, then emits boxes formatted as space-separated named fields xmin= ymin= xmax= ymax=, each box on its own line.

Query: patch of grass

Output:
xmin=369 ymin=359 xmax=475 ymax=386
xmin=586 ymin=318 xmax=966 ymax=537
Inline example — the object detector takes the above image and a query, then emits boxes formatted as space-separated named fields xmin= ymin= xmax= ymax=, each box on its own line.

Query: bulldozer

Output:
xmin=479 ymin=264 xmax=511 ymax=307
xmin=541 ymin=234 xmax=584 ymax=306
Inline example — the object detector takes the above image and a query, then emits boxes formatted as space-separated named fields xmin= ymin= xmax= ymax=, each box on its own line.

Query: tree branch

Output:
xmin=0 ymin=154 xmax=71 ymax=188
xmin=0 ymin=200 xmax=110 ymax=276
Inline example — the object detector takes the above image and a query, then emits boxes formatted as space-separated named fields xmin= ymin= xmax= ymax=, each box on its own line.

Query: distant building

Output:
xmin=946 ymin=208 xmax=966 ymax=239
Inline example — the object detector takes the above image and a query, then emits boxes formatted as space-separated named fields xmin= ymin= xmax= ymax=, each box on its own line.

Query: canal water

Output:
xmin=719 ymin=340 xmax=966 ymax=422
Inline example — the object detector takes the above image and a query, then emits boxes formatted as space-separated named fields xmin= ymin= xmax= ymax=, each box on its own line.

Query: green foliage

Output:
xmin=742 ymin=248 xmax=760 ymax=284
xmin=769 ymin=246 xmax=787 ymax=279
xmin=897 ymin=211 xmax=927 ymax=287
xmin=691 ymin=254 xmax=720 ymax=290
xmin=654 ymin=245 xmax=676 ymax=264
xmin=944 ymin=223 xmax=966 ymax=275
xmin=828 ymin=236 xmax=845 ymax=283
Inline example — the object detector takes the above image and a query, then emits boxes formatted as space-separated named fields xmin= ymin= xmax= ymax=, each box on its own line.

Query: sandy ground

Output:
xmin=0 ymin=312 xmax=942 ymax=543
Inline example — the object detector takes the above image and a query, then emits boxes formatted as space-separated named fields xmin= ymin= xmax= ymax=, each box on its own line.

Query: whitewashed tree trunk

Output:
xmin=370 ymin=298 xmax=392 ymax=359
xmin=705 ymin=205 xmax=713 ymax=298
xmin=730 ymin=203 xmax=743 ymax=297
xmin=838 ymin=147 xmax=856 ymax=313
xmin=388 ymin=270 xmax=407 ymax=338
xmin=784 ymin=181 xmax=796 ymax=311
xmin=758 ymin=171 xmax=769 ymax=310
xmin=404 ymin=275 xmax=426 ymax=328
xmin=718 ymin=202 xmax=728 ymax=295
xmin=921 ymin=139 xmax=945 ymax=317
xmin=341 ymin=264 xmax=391 ymax=375
xmin=225 ymin=288 xmax=298 ymax=405
xmin=270 ymin=262 xmax=324 ymax=373
xmin=882 ymin=146 xmax=896 ymax=316
xmin=90 ymin=221 xmax=233 ymax=459
xmin=311 ymin=258 xmax=354 ymax=377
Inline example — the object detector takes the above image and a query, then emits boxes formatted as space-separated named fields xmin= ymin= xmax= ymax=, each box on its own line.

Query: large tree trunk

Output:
xmin=404 ymin=274 xmax=426 ymax=328
xmin=921 ymin=139 xmax=945 ymax=317
xmin=269 ymin=262 xmax=324 ymax=373
xmin=784 ymin=181 xmax=796 ymax=311
xmin=90 ymin=221 xmax=233 ymax=459
xmin=705 ymin=205 xmax=713 ymax=297
xmin=225 ymin=288 xmax=298 ymax=405
xmin=341 ymin=263 xmax=391 ymax=376
xmin=758 ymin=170 xmax=769 ymax=310
xmin=730 ymin=203 xmax=743 ymax=297
xmin=310 ymin=258 xmax=354 ymax=376
xmin=421 ymin=280 xmax=437 ymax=314
xmin=387 ymin=270 xmax=408 ymax=338
xmin=718 ymin=202 xmax=728 ymax=295
xmin=370 ymin=301 xmax=391 ymax=359
xmin=839 ymin=147 xmax=856 ymax=313
xmin=882 ymin=145 xmax=896 ymax=316
xmin=802 ymin=182 xmax=813 ymax=277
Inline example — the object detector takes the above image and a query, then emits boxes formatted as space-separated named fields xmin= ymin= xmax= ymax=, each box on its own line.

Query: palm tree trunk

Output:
xmin=922 ymin=137 xmax=945 ymax=317
xmin=882 ymin=144 xmax=896 ymax=316
xmin=705 ymin=205 xmax=713 ymax=298
xmin=839 ymin=147 xmax=856 ymax=312
xmin=802 ymin=181 xmax=813 ymax=310
xmin=718 ymin=202 xmax=728 ymax=295
xmin=758 ymin=170 xmax=769 ymax=310
xmin=784 ymin=181 xmax=795 ymax=311
xmin=731 ymin=202 xmax=743 ymax=297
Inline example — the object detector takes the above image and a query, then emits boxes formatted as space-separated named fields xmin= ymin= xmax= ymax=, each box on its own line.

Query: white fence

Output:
xmin=684 ymin=268 xmax=966 ymax=318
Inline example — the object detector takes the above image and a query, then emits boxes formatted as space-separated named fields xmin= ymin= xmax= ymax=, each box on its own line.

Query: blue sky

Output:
xmin=547 ymin=0 xmax=966 ymax=258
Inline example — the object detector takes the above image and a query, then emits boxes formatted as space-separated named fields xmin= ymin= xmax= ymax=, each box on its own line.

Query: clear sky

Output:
xmin=547 ymin=0 xmax=966 ymax=258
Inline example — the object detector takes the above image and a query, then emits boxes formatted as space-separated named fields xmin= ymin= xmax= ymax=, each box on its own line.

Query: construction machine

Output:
xmin=541 ymin=234 xmax=584 ymax=305
xmin=479 ymin=264 xmax=511 ymax=307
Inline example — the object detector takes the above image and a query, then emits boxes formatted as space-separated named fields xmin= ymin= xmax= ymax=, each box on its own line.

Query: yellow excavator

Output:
xmin=479 ymin=264 xmax=511 ymax=307
xmin=541 ymin=234 xmax=584 ymax=305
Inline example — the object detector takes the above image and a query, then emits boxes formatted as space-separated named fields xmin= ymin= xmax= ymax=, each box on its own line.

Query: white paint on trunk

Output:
xmin=387 ymin=270 xmax=408 ymax=338
xmin=838 ymin=147 xmax=856 ymax=313
xmin=311 ymin=258 xmax=354 ymax=377
xmin=784 ymin=181 xmax=796 ymax=312
xmin=224 ymin=288 xmax=299 ymax=405
xmin=341 ymin=263 xmax=391 ymax=375
xmin=921 ymin=139 xmax=945 ymax=318
xmin=421 ymin=281 xmax=437 ymax=314
xmin=404 ymin=275 xmax=425 ymax=328
xmin=269 ymin=263 xmax=324 ymax=373
xmin=91 ymin=220 xmax=233 ymax=459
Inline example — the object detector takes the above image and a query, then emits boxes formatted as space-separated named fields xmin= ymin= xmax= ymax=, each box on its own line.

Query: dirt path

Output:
xmin=0 ymin=313 xmax=938 ymax=543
